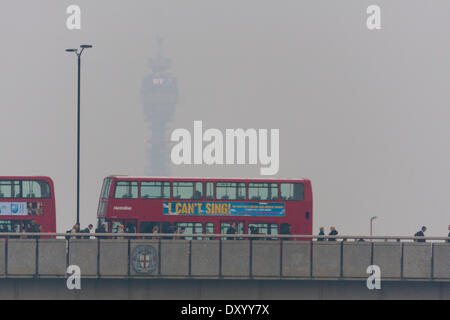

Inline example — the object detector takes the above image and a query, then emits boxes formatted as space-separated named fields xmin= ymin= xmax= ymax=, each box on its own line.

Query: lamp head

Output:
xmin=65 ymin=49 xmax=77 ymax=53
xmin=80 ymin=45 xmax=93 ymax=49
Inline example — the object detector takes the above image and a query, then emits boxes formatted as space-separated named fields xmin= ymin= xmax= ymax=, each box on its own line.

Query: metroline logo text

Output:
xmin=113 ymin=206 xmax=132 ymax=211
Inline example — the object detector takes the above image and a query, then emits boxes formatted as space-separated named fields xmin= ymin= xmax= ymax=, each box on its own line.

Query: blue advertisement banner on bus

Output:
xmin=0 ymin=202 xmax=27 ymax=215
xmin=0 ymin=202 xmax=43 ymax=216
xmin=163 ymin=202 xmax=285 ymax=217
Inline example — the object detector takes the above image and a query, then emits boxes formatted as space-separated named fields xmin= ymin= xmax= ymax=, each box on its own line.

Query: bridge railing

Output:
xmin=0 ymin=232 xmax=448 ymax=241
xmin=0 ymin=233 xmax=448 ymax=281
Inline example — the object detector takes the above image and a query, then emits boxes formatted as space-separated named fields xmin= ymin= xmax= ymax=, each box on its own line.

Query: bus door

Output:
xmin=97 ymin=218 xmax=108 ymax=233
xmin=110 ymin=220 xmax=124 ymax=233
xmin=125 ymin=220 xmax=137 ymax=234
xmin=111 ymin=219 xmax=137 ymax=234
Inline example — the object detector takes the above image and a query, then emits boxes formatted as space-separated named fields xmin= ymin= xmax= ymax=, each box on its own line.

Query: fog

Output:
xmin=0 ymin=1 xmax=449 ymax=236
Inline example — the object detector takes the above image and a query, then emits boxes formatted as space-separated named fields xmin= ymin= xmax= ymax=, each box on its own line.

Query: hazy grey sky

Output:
xmin=1 ymin=1 xmax=449 ymax=235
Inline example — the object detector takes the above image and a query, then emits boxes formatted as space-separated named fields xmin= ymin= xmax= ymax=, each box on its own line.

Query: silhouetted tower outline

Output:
xmin=141 ymin=37 xmax=178 ymax=175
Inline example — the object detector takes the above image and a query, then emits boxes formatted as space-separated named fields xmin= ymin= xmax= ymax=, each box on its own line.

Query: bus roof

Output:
xmin=0 ymin=176 xmax=53 ymax=181
xmin=106 ymin=175 xmax=310 ymax=182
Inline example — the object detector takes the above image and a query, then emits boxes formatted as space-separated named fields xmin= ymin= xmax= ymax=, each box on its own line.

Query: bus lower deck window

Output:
xmin=248 ymin=223 xmax=279 ymax=236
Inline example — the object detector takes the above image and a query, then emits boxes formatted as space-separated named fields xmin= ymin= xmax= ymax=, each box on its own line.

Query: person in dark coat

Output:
xmin=30 ymin=220 xmax=41 ymax=239
xmin=328 ymin=226 xmax=338 ymax=241
xmin=414 ymin=226 xmax=427 ymax=243
xmin=24 ymin=223 xmax=32 ymax=233
xmin=175 ymin=226 xmax=186 ymax=240
xmin=279 ymin=223 xmax=292 ymax=241
xmin=30 ymin=220 xmax=39 ymax=232
xmin=317 ymin=227 xmax=325 ymax=241
xmin=81 ymin=224 xmax=93 ymax=239
xmin=163 ymin=224 xmax=175 ymax=240
xmin=226 ymin=222 xmax=237 ymax=240
xmin=74 ymin=223 xmax=82 ymax=239
xmin=95 ymin=223 xmax=106 ymax=233
xmin=10 ymin=225 xmax=20 ymax=239
xmin=95 ymin=223 xmax=107 ymax=239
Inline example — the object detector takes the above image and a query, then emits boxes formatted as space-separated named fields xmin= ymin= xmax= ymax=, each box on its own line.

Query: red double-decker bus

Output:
xmin=0 ymin=176 xmax=56 ymax=233
xmin=97 ymin=176 xmax=312 ymax=237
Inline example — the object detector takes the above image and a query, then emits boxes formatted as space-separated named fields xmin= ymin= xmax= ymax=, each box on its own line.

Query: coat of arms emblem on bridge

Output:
xmin=131 ymin=245 xmax=158 ymax=274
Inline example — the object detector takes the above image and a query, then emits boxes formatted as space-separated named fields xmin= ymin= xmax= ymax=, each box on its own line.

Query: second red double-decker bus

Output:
xmin=97 ymin=176 xmax=312 ymax=237
xmin=0 ymin=176 xmax=56 ymax=233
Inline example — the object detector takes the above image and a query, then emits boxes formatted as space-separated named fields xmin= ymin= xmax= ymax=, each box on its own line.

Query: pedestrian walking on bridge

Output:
xmin=414 ymin=226 xmax=427 ymax=243
xmin=318 ymin=227 xmax=325 ymax=241
xmin=328 ymin=226 xmax=338 ymax=242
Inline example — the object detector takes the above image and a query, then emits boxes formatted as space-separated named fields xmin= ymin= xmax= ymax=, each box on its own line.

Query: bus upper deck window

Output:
xmin=248 ymin=183 xmax=279 ymax=201
xmin=22 ymin=180 xmax=51 ymax=199
xmin=216 ymin=182 xmax=245 ymax=200
xmin=0 ymin=180 xmax=19 ymax=198
xmin=0 ymin=180 xmax=50 ymax=199
xmin=100 ymin=178 xmax=112 ymax=198
xmin=0 ymin=181 xmax=12 ymax=198
xmin=280 ymin=183 xmax=304 ymax=201
xmin=205 ymin=182 xmax=214 ymax=200
xmin=114 ymin=181 xmax=138 ymax=199
xmin=141 ymin=181 xmax=170 ymax=199
xmin=173 ymin=182 xmax=203 ymax=200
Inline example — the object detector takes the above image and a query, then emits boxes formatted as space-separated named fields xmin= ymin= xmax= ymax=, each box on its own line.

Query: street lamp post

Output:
xmin=66 ymin=45 xmax=93 ymax=226
xmin=370 ymin=216 xmax=378 ymax=237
